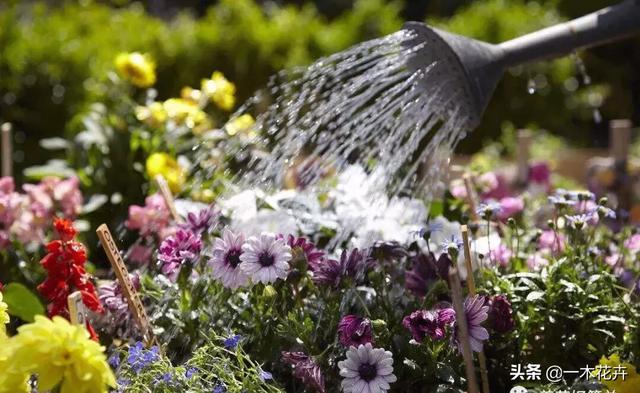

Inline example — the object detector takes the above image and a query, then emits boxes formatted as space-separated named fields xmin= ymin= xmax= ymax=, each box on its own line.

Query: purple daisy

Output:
xmin=99 ymin=273 xmax=140 ymax=327
xmin=487 ymin=295 xmax=515 ymax=334
xmin=239 ymin=233 xmax=292 ymax=284
xmin=181 ymin=205 xmax=219 ymax=235
xmin=278 ymin=234 xmax=325 ymax=268
xmin=338 ymin=343 xmax=396 ymax=393
xmin=404 ymin=252 xmax=450 ymax=297
xmin=454 ymin=295 xmax=490 ymax=353
xmin=158 ymin=229 xmax=203 ymax=281
xmin=310 ymin=249 xmax=375 ymax=287
xmin=309 ymin=257 xmax=342 ymax=287
xmin=210 ymin=229 xmax=250 ymax=289
xmin=402 ymin=307 xmax=455 ymax=342
xmin=282 ymin=352 xmax=326 ymax=393
xmin=337 ymin=315 xmax=374 ymax=347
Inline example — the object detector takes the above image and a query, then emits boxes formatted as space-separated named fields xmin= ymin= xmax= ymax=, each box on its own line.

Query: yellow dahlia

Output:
xmin=594 ymin=353 xmax=640 ymax=393
xmin=0 ymin=291 xmax=8 ymax=339
xmin=135 ymin=102 xmax=168 ymax=127
xmin=163 ymin=98 xmax=209 ymax=130
xmin=225 ymin=114 xmax=257 ymax=138
xmin=201 ymin=71 xmax=236 ymax=111
xmin=146 ymin=152 xmax=186 ymax=193
xmin=0 ymin=316 xmax=115 ymax=393
xmin=180 ymin=86 xmax=203 ymax=104
xmin=115 ymin=52 xmax=156 ymax=88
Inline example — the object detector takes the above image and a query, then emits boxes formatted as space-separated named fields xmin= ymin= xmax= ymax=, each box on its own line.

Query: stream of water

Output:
xmin=194 ymin=28 xmax=470 ymax=204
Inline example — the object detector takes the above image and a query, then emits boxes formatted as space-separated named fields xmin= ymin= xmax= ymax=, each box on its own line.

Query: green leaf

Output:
xmin=3 ymin=282 xmax=45 ymax=322
xmin=526 ymin=291 xmax=545 ymax=302
xmin=429 ymin=200 xmax=444 ymax=217
xmin=593 ymin=315 xmax=626 ymax=325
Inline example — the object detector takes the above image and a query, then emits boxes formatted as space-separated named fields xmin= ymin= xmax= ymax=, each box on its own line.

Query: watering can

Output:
xmin=404 ymin=0 xmax=640 ymax=129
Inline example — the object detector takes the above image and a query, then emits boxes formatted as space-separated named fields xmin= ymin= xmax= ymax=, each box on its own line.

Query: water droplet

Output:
xmin=593 ymin=108 xmax=602 ymax=124
xmin=527 ymin=79 xmax=536 ymax=94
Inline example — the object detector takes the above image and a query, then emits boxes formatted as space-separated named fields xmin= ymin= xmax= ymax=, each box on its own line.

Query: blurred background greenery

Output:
xmin=1 ymin=0 xmax=638 ymax=184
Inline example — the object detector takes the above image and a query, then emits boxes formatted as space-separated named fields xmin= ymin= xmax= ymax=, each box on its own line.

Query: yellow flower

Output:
xmin=146 ymin=152 xmax=186 ymax=193
xmin=0 ymin=316 xmax=115 ymax=393
xmin=0 ymin=291 xmax=8 ymax=339
xmin=163 ymin=98 xmax=209 ymax=131
xmin=115 ymin=52 xmax=156 ymax=88
xmin=135 ymin=102 xmax=167 ymax=127
xmin=594 ymin=353 xmax=640 ymax=393
xmin=180 ymin=86 xmax=203 ymax=104
xmin=201 ymin=71 xmax=236 ymax=111
xmin=225 ymin=114 xmax=257 ymax=138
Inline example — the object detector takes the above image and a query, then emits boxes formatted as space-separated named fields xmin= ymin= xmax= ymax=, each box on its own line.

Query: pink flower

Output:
xmin=527 ymin=253 xmax=549 ymax=271
xmin=479 ymin=172 xmax=511 ymax=200
xmin=624 ymin=235 xmax=640 ymax=253
xmin=605 ymin=253 xmax=622 ymax=268
xmin=528 ymin=162 xmax=551 ymax=186
xmin=489 ymin=243 xmax=512 ymax=267
xmin=127 ymin=244 xmax=153 ymax=265
xmin=23 ymin=182 xmax=53 ymax=220
xmin=538 ymin=230 xmax=565 ymax=255
xmin=126 ymin=193 xmax=171 ymax=238
xmin=497 ymin=197 xmax=524 ymax=220
xmin=0 ymin=177 xmax=14 ymax=194
xmin=46 ymin=176 xmax=83 ymax=217
xmin=449 ymin=180 xmax=468 ymax=199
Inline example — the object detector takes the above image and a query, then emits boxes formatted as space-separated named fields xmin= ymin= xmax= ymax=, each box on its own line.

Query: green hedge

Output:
xmin=0 ymin=0 xmax=403 ymax=181
xmin=0 ymin=0 xmax=637 ymax=182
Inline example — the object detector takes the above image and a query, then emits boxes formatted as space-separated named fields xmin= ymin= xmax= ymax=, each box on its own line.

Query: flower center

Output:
xmin=358 ymin=363 xmax=377 ymax=382
xmin=258 ymin=252 xmax=275 ymax=267
xmin=225 ymin=250 xmax=242 ymax=268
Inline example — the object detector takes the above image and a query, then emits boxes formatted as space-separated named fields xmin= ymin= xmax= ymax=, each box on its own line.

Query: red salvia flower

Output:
xmin=37 ymin=218 xmax=103 ymax=339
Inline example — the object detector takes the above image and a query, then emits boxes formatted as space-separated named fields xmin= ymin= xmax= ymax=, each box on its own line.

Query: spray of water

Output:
xmin=194 ymin=28 xmax=471 ymax=201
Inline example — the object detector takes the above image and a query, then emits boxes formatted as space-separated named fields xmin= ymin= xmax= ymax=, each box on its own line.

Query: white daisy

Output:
xmin=209 ymin=229 xmax=250 ymax=289
xmin=239 ymin=233 xmax=292 ymax=284
xmin=338 ymin=343 xmax=397 ymax=393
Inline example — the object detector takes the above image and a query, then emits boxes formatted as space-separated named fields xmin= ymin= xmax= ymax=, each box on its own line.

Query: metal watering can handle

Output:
xmin=499 ymin=0 xmax=640 ymax=66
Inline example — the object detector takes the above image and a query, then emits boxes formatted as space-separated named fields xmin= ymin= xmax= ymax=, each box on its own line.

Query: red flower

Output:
xmin=37 ymin=218 xmax=103 ymax=337
xmin=53 ymin=217 xmax=78 ymax=241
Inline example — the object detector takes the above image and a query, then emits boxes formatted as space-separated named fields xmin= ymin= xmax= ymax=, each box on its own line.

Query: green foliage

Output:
xmin=0 ymin=0 xmax=402 ymax=182
xmin=2 ymin=282 xmax=45 ymax=322
xmin=112 ymin=335 xmax=283 ymax=392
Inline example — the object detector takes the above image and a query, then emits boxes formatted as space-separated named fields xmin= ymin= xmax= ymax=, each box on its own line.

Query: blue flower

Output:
xmin=185 ymin=367 xmax=198 ymax=379
xmin=158 ymin=372 xmax=173 ymax=385
xmin=108 ymin=353 xmax=120 ymax=369
xmin=597 ymin=206 xmax=616 ymax=219
xmin=223 ymin=334 xmax=242 ymax=350
xmin=565 ymin=213 xmax=593 ymax=229
xmin=476 ymin=202 xmax=502 ymax=218
xmin=259 ymin=370 xmax=273 ymax=382
xmin=213 ymin=383 xmax=227 ymax=393
xmin=127 ymin=342 xmax=160 ymax=374
xmin=440 ymin=236 xmax=463 ymax=252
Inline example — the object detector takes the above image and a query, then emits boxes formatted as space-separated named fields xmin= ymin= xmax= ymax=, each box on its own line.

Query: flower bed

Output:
xmin=1 ymin=53 xmax=639 ymax=393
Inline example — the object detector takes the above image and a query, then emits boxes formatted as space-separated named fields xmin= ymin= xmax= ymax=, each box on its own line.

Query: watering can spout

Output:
xmin=403 ymin=0 xmax=640 ymax=128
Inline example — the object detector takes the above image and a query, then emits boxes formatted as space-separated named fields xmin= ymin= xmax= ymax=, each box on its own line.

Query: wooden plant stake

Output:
xmin=1 ymin=123 xmax=12 ymax=178
xmin=96 ymin=224 xmax=156 ymax=345
xmin=462 ymin=225 xmax=491 ymax=393
xmin=609 ymin=119 xmax=633 ymax=211
xmin=516 ymin=129 xmax=532 ymax=186
xmin=449 ymin=267 xmax=480 ymax=393
xmin=463 ymin=174 xmax=479 ymax=221
xmin=67 ymin=291 xmax=86 ymax=326
xmin=155 ymin=174 xmax=182 ymax=223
